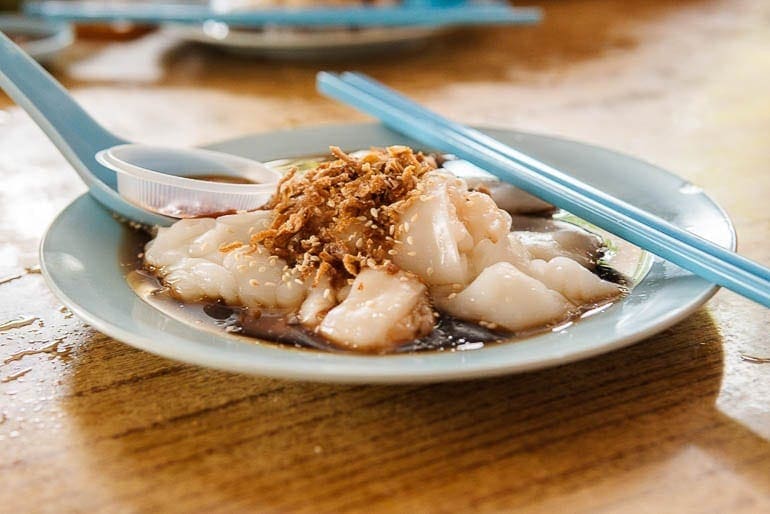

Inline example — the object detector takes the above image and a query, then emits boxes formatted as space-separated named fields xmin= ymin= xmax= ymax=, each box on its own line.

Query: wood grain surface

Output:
xmin=1 ymin=1 xmax=769 ymax=512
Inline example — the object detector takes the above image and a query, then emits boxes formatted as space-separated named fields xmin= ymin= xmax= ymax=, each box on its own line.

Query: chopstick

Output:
xmin=339 ymin=72 xmax=770 ymax=283
xmin=316 ymin=71 xmax=770 ymax=308
xmin=23 ymin=1 xmax=541 ymax=28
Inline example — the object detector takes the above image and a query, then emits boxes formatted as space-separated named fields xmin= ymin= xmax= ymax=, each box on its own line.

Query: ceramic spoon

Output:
xmin=0 ymin=31 xmax=280 ymax=227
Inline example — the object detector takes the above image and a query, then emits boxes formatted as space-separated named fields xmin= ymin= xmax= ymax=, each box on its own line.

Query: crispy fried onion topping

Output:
xmin=248 ymin=146 xmax=437 ymax=284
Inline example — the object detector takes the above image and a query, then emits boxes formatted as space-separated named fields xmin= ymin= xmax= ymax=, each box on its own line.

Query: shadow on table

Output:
xmin=61 ymin=308 xmax=770 ymax=512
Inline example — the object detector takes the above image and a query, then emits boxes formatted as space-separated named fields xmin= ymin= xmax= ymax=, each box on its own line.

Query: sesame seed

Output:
xmin=264 ymin=281 xmax=276 ymax=287
xmin=427 ymin=267 xmax=434 ymax=276
xmin=407 ymin=251 xmax=417 ymax=257
xmin=406 ymin=236 xmax=414 ymax=245
xmin=448 ymin=292 xmax=457 ymax=299
xmin=258 ymin=266 xmax=266 ymax=273
xmin=249 ymin=279 xmax=260 ymax=287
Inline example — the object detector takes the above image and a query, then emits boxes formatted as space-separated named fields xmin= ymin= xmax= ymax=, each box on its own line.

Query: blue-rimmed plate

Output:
xmin=40 ymin=123 xmax=735 ymax=383
xmin=164 ymin=23 xmax=448 ymax=60
xmin=0 ymin=14 xmax=73 ymax=62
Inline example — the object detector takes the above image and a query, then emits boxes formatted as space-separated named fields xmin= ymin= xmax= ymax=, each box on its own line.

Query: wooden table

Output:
xmin=1 ymin=1 xmax=769 ymax=512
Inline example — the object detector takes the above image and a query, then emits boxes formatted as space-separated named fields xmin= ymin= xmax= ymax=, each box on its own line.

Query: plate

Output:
xmin=164 ymin=23 xmax=447 ymax=59
xmin=40 ymin=123 xmax=735 ymax=383
xmin=0 ymin=14 xmax=73 ymax=62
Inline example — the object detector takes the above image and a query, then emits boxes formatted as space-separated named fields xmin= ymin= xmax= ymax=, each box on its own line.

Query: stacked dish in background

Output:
xmin=22 ymin=0 xmax=540 ymax=58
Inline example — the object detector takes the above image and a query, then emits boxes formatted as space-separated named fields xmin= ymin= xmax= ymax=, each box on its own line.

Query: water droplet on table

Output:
xmin=3 ymin=338 xmax=68 ymax=364
xmin=739 ymin=353 xmax=770 ymax=364
xmin=0 ymin=316 xmax=38 ymax=332
xmin=1 ymin=368 xmax=32 ymax=383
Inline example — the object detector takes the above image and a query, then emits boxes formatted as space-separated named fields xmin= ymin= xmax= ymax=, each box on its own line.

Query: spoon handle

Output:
xmin=0 ymin=30 xmax=125 ymax=188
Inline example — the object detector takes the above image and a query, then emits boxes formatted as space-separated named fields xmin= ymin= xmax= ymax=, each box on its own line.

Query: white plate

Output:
xmin=40 ymin=123 xmax=735 ymax=383
xmin=164 ymin=23 xmax=447 ymax=59
xmin=0 ymin=14 xmax=73 ymax=62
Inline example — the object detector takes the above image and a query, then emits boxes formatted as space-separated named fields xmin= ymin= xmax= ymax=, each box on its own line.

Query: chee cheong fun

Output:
xmin=143 ymin=146 xmax=624 ymax=353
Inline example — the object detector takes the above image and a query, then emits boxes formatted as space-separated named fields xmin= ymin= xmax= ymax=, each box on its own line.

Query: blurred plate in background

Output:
xmin=0 ymin=14 xmax=73 ymax=61
xmin=164 ymin=22 xmax=448 ymax=59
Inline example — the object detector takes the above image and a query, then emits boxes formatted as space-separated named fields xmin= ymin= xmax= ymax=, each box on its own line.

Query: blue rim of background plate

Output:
xmin=39 ymin=123 xmax=736 ymax=383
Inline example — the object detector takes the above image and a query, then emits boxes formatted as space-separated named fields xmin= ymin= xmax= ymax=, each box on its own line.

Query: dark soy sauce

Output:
xmin=237 ymin=308 xmax=505 ymax=353
xmin=200 ymin=303 xmax=340 ymax=352
xmin=595 ymin=264 xmax=629 ymax=287
xmin=185 ymin=174 xmax=258 ymax=185
xmin=397 ymin=316 xmax=505 ymax=353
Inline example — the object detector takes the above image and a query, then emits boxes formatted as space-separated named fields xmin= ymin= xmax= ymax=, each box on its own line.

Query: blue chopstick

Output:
xmin=316 ymin=71 xmax=770 ymax=308
xmin=24 ymin=1 xmax=542 ymax=28
xmin=339 ymin=71 xmax=770 ymax=283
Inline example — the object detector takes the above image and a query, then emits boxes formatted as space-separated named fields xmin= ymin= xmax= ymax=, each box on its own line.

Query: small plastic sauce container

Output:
xmin=96 ymin=144 xmax=282 ymax=218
